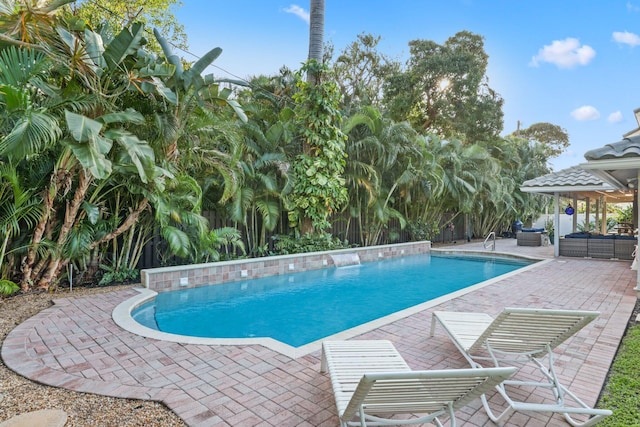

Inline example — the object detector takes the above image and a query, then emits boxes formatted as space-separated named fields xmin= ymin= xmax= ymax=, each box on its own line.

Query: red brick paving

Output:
xmin=1 ymin=241 xmax=637 ymax=426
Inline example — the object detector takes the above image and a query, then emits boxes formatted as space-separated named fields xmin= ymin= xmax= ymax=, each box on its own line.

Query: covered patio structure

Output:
xmin=582 ymin=134 xmax=640 ymax=293
xmin=520 ymin=166 xmax=634 ymax=256
xmin=522 ymin=132 xmax=640 ymax=294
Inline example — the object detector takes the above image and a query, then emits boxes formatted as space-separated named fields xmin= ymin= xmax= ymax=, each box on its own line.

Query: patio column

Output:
xmin=633 ymin=169 xmax=640 ymax=298
xmin=554 ymin=192 xmax=560 ymax=257
xmin=585 ymin=197 xmax=590 ymax=231
xmin=572 ymin=194 xmax=578 ymax=232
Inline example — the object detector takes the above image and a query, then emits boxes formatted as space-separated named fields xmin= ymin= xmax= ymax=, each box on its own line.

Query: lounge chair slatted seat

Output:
xmin=321 ymin=340 xmax=515 ymax=427
xmin=430 ymin=308 xmax=612 ymax=427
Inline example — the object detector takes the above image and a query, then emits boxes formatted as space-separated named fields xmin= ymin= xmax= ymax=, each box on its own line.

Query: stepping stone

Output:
xmin=0 ymin=409 xmax=67 ymax=427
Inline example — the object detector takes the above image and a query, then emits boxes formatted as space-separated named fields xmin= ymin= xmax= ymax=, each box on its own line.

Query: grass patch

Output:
xmin=598 ymin=321 xmax=640 ymax=426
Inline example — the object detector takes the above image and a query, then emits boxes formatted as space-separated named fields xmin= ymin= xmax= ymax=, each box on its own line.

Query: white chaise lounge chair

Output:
xmin=429 ymin=308 xmax=612 ymax=427
xmin=320 ymin=340 xmax=515 ymax=427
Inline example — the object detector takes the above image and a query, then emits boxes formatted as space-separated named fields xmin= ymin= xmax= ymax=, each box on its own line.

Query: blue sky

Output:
xmin=175 ymin=1 xmax=640 ymax=171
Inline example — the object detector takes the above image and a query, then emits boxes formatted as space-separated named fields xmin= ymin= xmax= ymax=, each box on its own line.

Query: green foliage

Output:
xmin=0 ymin=279 xmax=19 ymax=296
xmin=512 ymin=122 xmax=569 ymax=159
xmin=383 ymin=30 xmax=504 ymax=142
xmin=0 ymin=3 xmax=566 ymax=288
xmin=288 ymin=60 xmax=348 ymax=232
xmin=407 ymin=220 xmax=440 ymax=241
xmin=272 ymin=232 xmax=351 ymax=255
xmin=342 ymin=106 xmax=428 ymax=246
xmin=0 ymin=3 xmax=246 ymax=290
xmin=544 ymin=218 xmax=555 ymax=241
xmin=330 ymin=32 xmax=400 ymax=113
xmin=598 ymin=324 xmax=640 ymax=426
xmin=578 ymin=218 xmax=617 ymax=233
xmin=196 ymin=226 xmax=246 ymax=263
xmin=614 ymin=205 xmax=634 ymax=225
xmin=98 ymin=264 xmax=139 ymax=286
xmin=71 ymin=0 xmax=188 ymax=52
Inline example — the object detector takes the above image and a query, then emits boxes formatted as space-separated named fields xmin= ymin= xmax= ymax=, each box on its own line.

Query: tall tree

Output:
xmin=307 ymin=0 xmax=325 ymax=68
xmin=383 ymin=31 xmax=504 ymax=143
xmin=292 ymin=0 xmax=334 ymax=235
xmin=342 ymin=106 xmax=429 ymax=245
xmin=70 ymin=0 xmax=188 ymax=50
xmin=331 ymin=33 xmax=400 ymax=114
xmin=512 ymin=122 xmax=569 ymax=159
xmin=288 ymin=61 xmax=348 ymax=233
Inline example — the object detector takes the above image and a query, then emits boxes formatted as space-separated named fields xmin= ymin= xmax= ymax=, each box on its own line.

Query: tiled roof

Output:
xmin=584 ymin=134 xmax=640 ymax=160
xmin=521 ymin=166 xmax=605 ymax=188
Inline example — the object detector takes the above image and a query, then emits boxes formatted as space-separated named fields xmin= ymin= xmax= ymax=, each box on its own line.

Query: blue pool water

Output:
xmin=133 ymin=253 xmax=533 ymax=347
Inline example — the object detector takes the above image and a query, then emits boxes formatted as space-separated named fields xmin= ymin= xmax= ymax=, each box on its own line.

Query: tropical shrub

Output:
xmin=272 ymin=232 xmax=350 ymax=255
xmin=407 ymin=220 xmax=440 ymax=241
xmin=0 ymin=279 xmax=19 ymax=297
xmin=0 ymin=2 xmax=246 ymax=290
xmin=287 ymin=60 xmax=348 ymax=233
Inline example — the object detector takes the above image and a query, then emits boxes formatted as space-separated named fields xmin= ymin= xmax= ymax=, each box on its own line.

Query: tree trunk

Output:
xmin=307 ymin=0 xmax=325 ymax=68
xmin=36 ymin=169 xmax=93 ymax=289
xmin=299 ymin=0 xmax=325 ymax=236
xmin=88 ymin=199 xmax=149 ymax=250
xmin=20 ymin=175 xmax=57 ymax=291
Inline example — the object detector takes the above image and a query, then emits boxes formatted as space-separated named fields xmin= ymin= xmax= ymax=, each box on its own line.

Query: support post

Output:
xmin=633 ymin=169 xmax=640 ymax=298
xmin=585 ymin=197 xmax=590 ymax=232
xmin=572 ymin=194 xmax=578 ymax=232
xmin=554 ymin=192 xmax=560 ymax=257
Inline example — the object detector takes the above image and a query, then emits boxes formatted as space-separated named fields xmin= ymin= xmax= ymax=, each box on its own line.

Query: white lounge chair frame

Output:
xmin=430 ymin=308 xmax=612 ymax=427
xmin=321 ymin=340 xmax=515 ymax=427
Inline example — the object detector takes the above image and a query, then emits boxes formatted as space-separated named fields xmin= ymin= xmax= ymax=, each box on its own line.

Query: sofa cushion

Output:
xmin=564 ymin=232 xmax=590 ymax=239
xmin=616 ymin=235 xmax=637 ymax=240
xmin=589 ymin=234 xmax=616 ymax=239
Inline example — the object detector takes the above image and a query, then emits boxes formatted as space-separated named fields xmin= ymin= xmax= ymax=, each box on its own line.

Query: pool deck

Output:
xmin=2 ymin=238 xmax=638 ymax=426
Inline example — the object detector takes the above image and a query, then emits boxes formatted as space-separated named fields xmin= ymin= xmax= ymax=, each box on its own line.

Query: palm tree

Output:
xmin=413 ymin=136 xmax=496 ymax=238
xmin=292 ymin=0 xmax=327 ymax=235
xmin=230 ymin=108 xmax=293 ymax=255
xmin=308 ymin=0 xmax=325 ymax=69
xmin=343 ymin=107 xmax=432 ymax=245
xmin=0 ymin=163 xmax=42 ymax=281
xmin=1 ymin=2 xmax=247 ymax=289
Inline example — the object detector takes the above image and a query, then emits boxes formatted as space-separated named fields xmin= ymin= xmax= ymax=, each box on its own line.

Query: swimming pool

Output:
xmin=129 ymin=253 xmax=537 ymax=352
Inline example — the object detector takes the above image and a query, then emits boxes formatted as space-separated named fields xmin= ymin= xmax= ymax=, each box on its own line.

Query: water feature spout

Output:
xmin=330 ymin=252 xmax=361 ymax=267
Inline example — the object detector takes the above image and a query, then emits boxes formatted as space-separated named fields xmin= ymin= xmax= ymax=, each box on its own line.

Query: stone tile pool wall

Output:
xmin=141 ymin=241 xmax=431 ymax=292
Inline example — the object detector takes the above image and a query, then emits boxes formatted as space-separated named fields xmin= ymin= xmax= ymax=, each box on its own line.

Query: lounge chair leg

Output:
xmin=359 ymin=407 xmax=366 ymax=427
xmin=562 ymin=412 xmax=609 ymax=427
xmin=446 ymin=402 xmax=456 ymax=427
xmin=480 ymin=391 xmax=514 ymax=424
xmin=429 ymin=314 xmax=438 ymax=336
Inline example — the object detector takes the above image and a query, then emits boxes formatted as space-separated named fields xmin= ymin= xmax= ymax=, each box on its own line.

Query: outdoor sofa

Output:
xmin=559 ymin=232 xmax=636 ymax=260
xmin=516 ymin=228 xmax=547 ymax=247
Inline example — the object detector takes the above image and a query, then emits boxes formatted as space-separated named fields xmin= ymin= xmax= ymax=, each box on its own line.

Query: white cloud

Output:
xmin=284 ymin=4 xmax=310 ymax=24
xmin=613 ymin=31 xmax=640 ymax=46
xmin=627 ymin=1 xmax=640 ymax=12
xmin=608 ymin=111 xmax=624 ymax=123
xmin=530 ymin=38 xmax=596 ymax=69
xmin=571 ymin=106 xmax=600 ymax=121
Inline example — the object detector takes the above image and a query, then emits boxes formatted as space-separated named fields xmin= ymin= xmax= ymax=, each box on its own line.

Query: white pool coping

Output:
xmin=113 ymin=251 xmax=551 ymax=359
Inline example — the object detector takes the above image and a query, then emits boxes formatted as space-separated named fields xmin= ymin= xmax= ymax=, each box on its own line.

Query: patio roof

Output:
xmin=520 ymin=166 xmax=634 ymax=203
xmin=580 ymin=134 xmax=640 ymax=194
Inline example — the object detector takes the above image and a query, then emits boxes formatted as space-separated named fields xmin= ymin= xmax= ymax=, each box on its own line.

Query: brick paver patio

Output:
xmin=2 ymin=239 xmax=637 ymax=426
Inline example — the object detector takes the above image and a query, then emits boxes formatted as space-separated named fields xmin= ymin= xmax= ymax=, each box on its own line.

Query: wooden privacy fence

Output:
xmin=137 ymin=212 xmax=464 ymax=270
